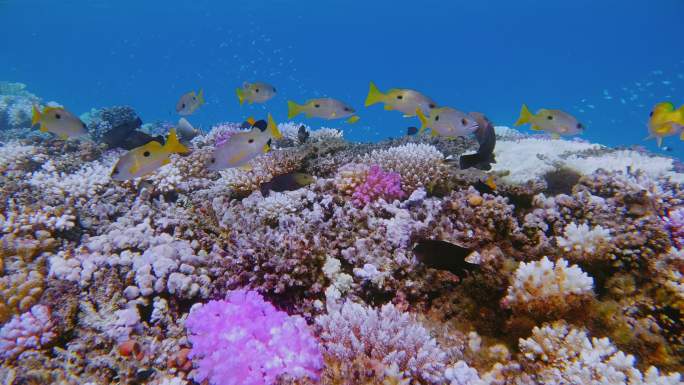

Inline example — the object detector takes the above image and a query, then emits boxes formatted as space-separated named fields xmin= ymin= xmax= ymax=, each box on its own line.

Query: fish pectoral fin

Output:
xmin=58 ymin=133 xmax=69 ymax=140
xmin=263 ymin=143 xmax=270 ymax=153
xmin=530 ymin=124 xmax=542 ymax=131
xmin=331 ymin=111 xmax=337 ymax=118
xmin=384 ymin=105 xmax=394 ymax=111
xmin=551 ymin=133 xmax=560 ymax=139
xmin=346 ymin=115 xmax=360 ymax=124
xmin=39 ymin=124 xmax=48 ymax=132
xmin=162 ymin=158 xmax=171 ymax=166
xmin=240 ymin=164 xmax=253 ymax=171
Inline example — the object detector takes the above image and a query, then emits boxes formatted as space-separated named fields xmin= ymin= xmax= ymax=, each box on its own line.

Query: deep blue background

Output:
xmin=1 ymin=0 xmax=683 ymax=157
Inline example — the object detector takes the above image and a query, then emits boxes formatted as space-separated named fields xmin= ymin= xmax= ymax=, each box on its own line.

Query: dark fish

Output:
xmin=459 ymin=112 xmax=496 ymax=171
xmin=109 ymin=130 xmax=165 ymax=150
xmin=259 ymin=172 xmax=315 ymax=196
xmin=297 ymin=125 xmax=310 ymax=143
xmin=413 ymin=239 xmax=480 ymax=279
xmin=472 ymin=179 xmax=495 ymax=195
xmin=407 ymin=126 xmax=418 ymax=136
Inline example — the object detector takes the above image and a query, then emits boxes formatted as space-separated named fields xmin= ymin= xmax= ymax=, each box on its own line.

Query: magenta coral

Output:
xmin=664 ymin=207 xmax=684 ymax=248
xmin=352 ymin=164 xmax=405 ymax=207
xmin=185 ymin=289 xmax=323 ymax=385
xmin=0 ymin=304 xmax=56 ymax=360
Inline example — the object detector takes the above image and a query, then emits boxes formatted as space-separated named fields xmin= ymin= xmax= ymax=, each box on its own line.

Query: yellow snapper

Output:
xmin=645 ymin=102 xmax=684 ymax=148
xmin=514 ymin=104 xmax=584 ymax=138
xmin=416 ymin=107 xmax=479 ymax=138
xmin=111 ymin=128 xmax=189 ymax=181
xmin=31 ymin=105 xmax=88 ymax=139
xmin=236 ymin=82 xmax=277 ymax=105
xmin=287 ymin=98 xmax=359 ymax=123
xmin=207 ymin=114 xmax=283 ymax=171
xmin=176 ymin=89 xmax=205 ymax=115
xmin=364 ymin=81 xmax=437 ymax=117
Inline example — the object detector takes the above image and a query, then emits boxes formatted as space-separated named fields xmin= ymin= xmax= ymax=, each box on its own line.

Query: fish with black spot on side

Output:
xmin=111 ymin=128 xmax=189 ymax=181
xmin=412 ymin=239 xmax=480 ymax=280
xmin=416 ymin=107 xmax=479 ymax=138
xmin=514 ymin=104 xmax=584 ymax=138
xmin=287 ymin=98 xmax=359 ymax=124
xmin=364 ymin=81 xmax=437 ymax=117
xmin=176 ymin=89 xmax=205 ymax=116
xmin=460 ymin=112 xmax=497 ymax=171
xmin=31 ymin=105 xmax=88 ymax=139
xmin=645 ymin=102 xmax=684 ymax=148
xmin=236 ymin=82 xmax=277 ymax=106
xmin=207 ymin=114 xmax=283 ymax=171
xmin=259 ymin=172 xmax=315 ymax=196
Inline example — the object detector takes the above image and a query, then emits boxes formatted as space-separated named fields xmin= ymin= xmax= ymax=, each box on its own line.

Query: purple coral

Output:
xmin=664 ymin=207 xmax=684 ymax=248
xmin=185 ymin=290 xmax=323 ymax=385
xmin=0 ymin=304 xmax=56 ymax=360
xmin=352 ymin=165 xmax=405 ymax=207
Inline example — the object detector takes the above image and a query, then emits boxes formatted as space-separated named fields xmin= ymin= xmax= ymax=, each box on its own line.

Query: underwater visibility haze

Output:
xmin=1 ymin=0 xmax=684 ymax=384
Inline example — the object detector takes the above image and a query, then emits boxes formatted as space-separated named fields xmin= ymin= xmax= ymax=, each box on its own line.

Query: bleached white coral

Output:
xmin=310 ymin=126 xmax=344 ymax=141
xmin=360 ymin=143 xmax=447 ymax=193
xmin=565 ymin=149 xmax=684 ymax=183
xmin=518 ymin=321 xmax=683 ymax=385
xmin=556 ymin=222 xmax=612 ymax=261
xmin=322 ymin=256 xmax=353 ymax=294
xmin=0 ymin=200 xmax=76 ymax=235
xmin=444 ymin=361 xmax=483 ymax=385
xmin=0 ymin=141 xmax=44 ymax=175
xmin=503 ymin=256 xmax=594 ymax=315
xmin=316 ymin=300 xmax=447 ymax=382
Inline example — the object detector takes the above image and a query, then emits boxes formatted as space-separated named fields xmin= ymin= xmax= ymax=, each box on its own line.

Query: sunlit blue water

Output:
xmin=2 ymin=0 xmax=683 ymax=157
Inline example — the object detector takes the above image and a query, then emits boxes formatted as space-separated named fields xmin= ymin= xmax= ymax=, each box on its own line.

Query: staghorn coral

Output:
xmin=502 ymin=256 xmax=594 ymax=319
xmin=316 ymin=300 xmax=448 ymax=383
xmin=186 ymin=290 xmax=323 ymax=385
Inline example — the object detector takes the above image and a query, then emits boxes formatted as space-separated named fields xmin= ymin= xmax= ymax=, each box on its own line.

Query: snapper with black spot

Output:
xmin=176 ymin=89 xmax=205 ymax=116
xmin=416 ymin=107 xmax=479 ymax=138
xmin=207 ymin=114 xmax=283 ymax=171
xmin=364 ymin=81 xmax=437 ymax=117
xmin=287 ymin=98 xmax=359 ymax=124
xmin=111 ymin=129 xmax=189 ymax=181
xmin=514 ymin=104 xmax=584 ymax=138
xmin=236 ymin=82 xmax=277 ymax=105
xmin=31 ymin=105 xmax=88 ymax=139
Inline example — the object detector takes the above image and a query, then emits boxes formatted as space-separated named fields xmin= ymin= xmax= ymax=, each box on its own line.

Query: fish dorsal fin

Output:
xmin=530 ymin=124 xmax=542 ymax=131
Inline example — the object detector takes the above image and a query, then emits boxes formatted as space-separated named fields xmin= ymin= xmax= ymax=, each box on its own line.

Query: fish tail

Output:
xmin=416 ymin=108 xmax=428 ymax=134
xmin=364 ymin=81 xmax=384 ymax=107
xmin=165 ymin=128 xmax=190 ymax=154
xmin=267 ymin=113 xmax=283 ymax=139
xmin=346 ymin=115 xmax=360 ymax=124
xmin=197 ymin=89 xmax=205 ymax=105
xmin=287 ymin=100 xmax=302 ymax=119
xmin=236 ymin=88 xmax=245 ymax=106
xmin=31 ymin=105 xmax=41 ymax=126
xmin=514 ymin=104 xmax=532 ymax=126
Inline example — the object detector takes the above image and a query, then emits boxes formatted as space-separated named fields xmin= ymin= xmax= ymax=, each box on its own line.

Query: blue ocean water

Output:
xmin=2 ymin=0 xmax=683 ymax=156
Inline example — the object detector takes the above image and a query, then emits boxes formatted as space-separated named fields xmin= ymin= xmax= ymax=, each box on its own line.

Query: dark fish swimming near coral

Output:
xmin=472 ymin=175 xmax=497 ymax=195
xmin=297 ymin=125 xmax=310 ymax=143
xmin=406 ymin=126 xmax=418 ymax=136
xmin=259 ymin=172 xmax=315 ymax=196
xmin=460 ymin=112 xmax=497 ymax=171
xmin=413 ymin=239 xmax=480 ymax=279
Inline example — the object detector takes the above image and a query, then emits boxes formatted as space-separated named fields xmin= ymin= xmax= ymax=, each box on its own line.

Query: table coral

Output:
xmin=186 ymin=290 xmax=323 ymax=385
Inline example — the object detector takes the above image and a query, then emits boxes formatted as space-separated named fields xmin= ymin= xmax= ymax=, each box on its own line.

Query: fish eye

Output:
xmin=55 ymin=113 xmax=61 ymax=119
xmin=344 ymin=107 xmax=351 ymax=112
xmin=314 ymin=104 xmax=320 ymax=108
xmin=248 ymin=139 xmax=254 ymax=143
xmin=192 ymin=97 xmax=196 ymax=101
xmin=434 ymin=115 xmax=440 ymax=121
xmin=547 ymin=115 xmax=553 ymax=120
xmin=255 ymin=88 xmax=259 ymax=93
xmin=273 ymin=87 xmax=276 ymax=93
xmin=112 ymin=168 xmax=119 ymax=175
xmin=429 ymin=104 xmax=435 ymax=108
xmin=649 ymin=111 xmax=654 ymax=117
xmin=82 ymin=122 xmax=87 ymax=128
xmin=577 ymin=123 xmax=583 ymax=129
xmin=396 ymin=95 xmax=403 ymax=100
xmin=210 ymin=158 xmax=216 ymax=164
xmin=461 ymin=118 xmax=468 ymax=126
xmin=143 ymin=151 xmax=151 ymax=157
xmin=181 ymin=103 xmax=186 ymax=109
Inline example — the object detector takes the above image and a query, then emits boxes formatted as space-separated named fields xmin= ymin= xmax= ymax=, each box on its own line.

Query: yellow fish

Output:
xmin=645 ymin=102 xmax=684 ymax=148
xmin=207 ymin=114 xmax=283 ymax=171
xmin=364 ymin=81 xmax=437 ymax=117
xmin=111 ymin=128 xmax=189 ymax=181
xmin=31 ymin=105 xmax=88 ymax=139
xmin=176 ymin=89 xmax=205 ymax=116
xmin=236 ymin=82 xmax=277 ymax=105
xmin=287 ymin=98 xmax=359 ymax=123
xmin=514 ymin=104 xmax=584 ymax=138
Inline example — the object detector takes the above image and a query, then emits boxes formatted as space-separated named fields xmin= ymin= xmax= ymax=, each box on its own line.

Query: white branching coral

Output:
xmin=556 ymin=222 xmax=612 ymax=261
xmin=518 ymin=321 xmax=683 ymax=385
xmin=502 ymin=256 xmax=594 ymax=316
xmin=360 ymin=143 xmax=448 ymax=193
xmin=0 ymin=199 xmax=76 ymax=235
xmin=565 ymin=149 xmax=684 ymax=183
xmin=316 ymin=300 xmax=448 ymax=383
xmin=0 ymin=304 xmax=56 ymax=360
xmin=311 ymin=126 xmax=344 ymax=141
xmin=0 ymin=141 xmax=44 ymax=176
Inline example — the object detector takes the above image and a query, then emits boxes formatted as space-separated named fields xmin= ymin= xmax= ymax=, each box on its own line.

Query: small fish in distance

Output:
xmin=413 ymin=239 xmax=480 ymax=279
xmin=176 ymin=89 xmax=205 ymax=116
xmin=287 ymin=98 xmax=359 ymax=124
xmin=236 ymin=81 xmax=277 ymax=105
xmin=460 ymin=112 xmax=497 ymax=171
xmin=259 ymin=172 xmax=315 ymax=196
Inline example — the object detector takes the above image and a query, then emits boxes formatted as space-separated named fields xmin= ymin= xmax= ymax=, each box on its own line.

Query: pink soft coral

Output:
xmin=185 ymin=290 xmax=323 ymax=385
xmin=352 ymin=165 xmax=405 ymax=207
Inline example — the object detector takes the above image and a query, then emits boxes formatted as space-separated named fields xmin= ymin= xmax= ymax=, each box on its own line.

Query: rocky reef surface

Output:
xmin=0 ymin=84 xmax=683 ymax=384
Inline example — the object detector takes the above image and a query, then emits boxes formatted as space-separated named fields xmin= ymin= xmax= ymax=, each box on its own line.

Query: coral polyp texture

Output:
xmin=0 ymin=97 xmax=683 ymax=384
